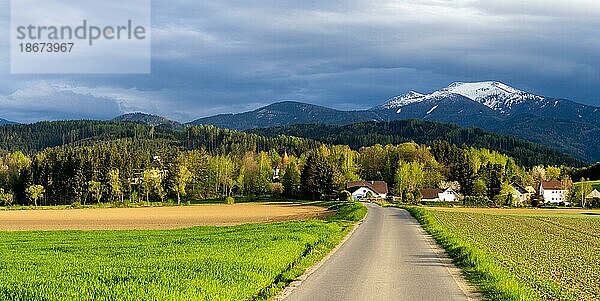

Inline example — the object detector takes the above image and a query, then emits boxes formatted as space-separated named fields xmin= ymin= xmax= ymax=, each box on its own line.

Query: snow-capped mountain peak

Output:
xmin=442 ymin=81 xmax=544 ymax=111
xmin=379 ymin=81 xmax=544 ymax=113
xmin=380 ymin=91 xmax=425 ymax=109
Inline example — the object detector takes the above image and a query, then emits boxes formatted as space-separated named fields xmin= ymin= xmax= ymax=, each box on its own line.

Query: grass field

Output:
xmin=407 ymin=207 xmax=600 ymax=301
xmin=574 ymin=180 xmax=600 ymax=192
xmin=0 ymin=202 xmax=366 ymax=300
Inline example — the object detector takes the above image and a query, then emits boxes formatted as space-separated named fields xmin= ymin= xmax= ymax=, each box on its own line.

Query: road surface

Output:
xmin=284 ymin=203 xmax=474 ymax=301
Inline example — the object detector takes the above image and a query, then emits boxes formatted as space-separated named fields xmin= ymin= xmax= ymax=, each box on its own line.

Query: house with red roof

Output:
xmin=346 ymin=181 xmax=388 ymax=200
xmin=539 ymin=180 xmax=568 ymax=204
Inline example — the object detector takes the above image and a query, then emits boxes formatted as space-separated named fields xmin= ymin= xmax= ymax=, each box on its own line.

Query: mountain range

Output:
xmin=0 ymin=118 xmax=15 ymax=126
xmin=1 ymin=81 xmax=598 ymax=162
xmin=191 ymin=81 xmax=600 ymax=162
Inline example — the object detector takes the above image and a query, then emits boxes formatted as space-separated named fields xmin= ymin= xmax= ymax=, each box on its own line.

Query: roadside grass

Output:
xmin=404 ymin=206 xmax=599 ymax=301
xmin=404 ymin=206 xmax=537 ymax=300
xmin=254 ymin=201 xmax=366 ymax=299
xmin=0 ymin=202 xmax=365 ymax=301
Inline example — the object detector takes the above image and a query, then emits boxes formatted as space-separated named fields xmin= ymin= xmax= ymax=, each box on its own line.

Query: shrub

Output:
xmin=271 ymin=183 xmax=284 ymax=197
xmin=225 ymin=196 xmax=235 ymax=205
xmin=463 ymin=195 xmax=492 ymax=207
xmin=0 ymin=189 xmax=14 ymax=207
xmin=338 ymin=190 xmax=353 ymax=202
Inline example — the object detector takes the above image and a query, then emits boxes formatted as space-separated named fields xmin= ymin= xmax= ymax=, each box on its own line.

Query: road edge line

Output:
xmin=274 ymin=203 xmax=369 ymax=301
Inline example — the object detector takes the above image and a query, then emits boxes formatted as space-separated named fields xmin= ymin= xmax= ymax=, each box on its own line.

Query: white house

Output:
xmin=510 ymin=183 xmax=531 ymax=205
xmin=420 ymin=188 xmax=458 ymax=202
xmin=539 ymin=180 xmax=568 ymax=204
xmin=346 ymin=181 xmax=388 ymax=200
xmin=587 ymin=189 xmax=600 ymax=199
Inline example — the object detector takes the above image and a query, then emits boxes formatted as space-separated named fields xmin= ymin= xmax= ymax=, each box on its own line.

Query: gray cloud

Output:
xmin=0 ymin=0 xmax=599 ymax=122
xmin=0 ymin=81 xmax=122 ymax=122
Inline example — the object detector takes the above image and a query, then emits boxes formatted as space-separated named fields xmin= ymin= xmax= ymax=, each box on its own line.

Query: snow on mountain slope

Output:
xmin=379 ymin=81 xmax=544 ymax=113
xmin=380 ymin=91 xmax=425 ymax=109
xmin=444 ymin=81 xmax=544 ymax=112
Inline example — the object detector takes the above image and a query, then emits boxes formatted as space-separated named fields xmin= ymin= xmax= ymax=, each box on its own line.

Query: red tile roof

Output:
xmin=541 ymin=180 xmax=564 ymax=190
xmin=421 ymin=188 xmax=443 ymax=199
xmin=346 ymin=181 xmax=388 ymax=194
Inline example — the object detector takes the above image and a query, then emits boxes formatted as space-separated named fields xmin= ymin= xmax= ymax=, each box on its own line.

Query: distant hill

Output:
xmin=251 ymin=120 xmax=584 ymax=167
xmin=0 ymin=118 xmax=16 ymax=126
xmin=112 ymin=113 xmax=183 ymax=129
xmin=0 ymin=117 xmax=584 ymax=168
xmin=0 ymin=120 xmax=159 ymax=153
xmin=191 ymin=82 xmax=600 ymax=162
xmin=189 ymin=101 xmax=380 ymax=130
xmin=0 ymin=120 xmax=319 ymax=156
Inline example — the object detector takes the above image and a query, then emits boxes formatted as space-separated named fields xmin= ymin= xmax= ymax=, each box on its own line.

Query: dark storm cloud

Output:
xmin=1 ymin=0 xmax=599 ymax=122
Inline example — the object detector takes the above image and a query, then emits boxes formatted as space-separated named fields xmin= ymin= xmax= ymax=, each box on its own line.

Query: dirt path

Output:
xmin=0 ymin=203 xmax=329 ymax=231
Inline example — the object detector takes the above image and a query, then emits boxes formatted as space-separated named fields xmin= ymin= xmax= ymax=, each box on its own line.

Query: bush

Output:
xmin=420 ymin=201 xmax=458 ymax=207
xmin=71 ymin=201 xmax=82 ymax=209
xmin=590 ymin=197 xmax=600 ymax=208
xmin=0 ymin=189 xmax=14 ymax=207
xmin=271 ymin=183 xmax=284 ymax=197
xmin=338 ymin=190 xmax=353 ymax=202
xmin=225 ymin=196 xmax=235 ymax=205
xmin=463 ymin=196 xmax=492 ymax=207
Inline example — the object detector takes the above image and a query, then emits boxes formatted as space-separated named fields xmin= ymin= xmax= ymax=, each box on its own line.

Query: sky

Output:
xmin=1 ymin=0 xmax=599 ymax=123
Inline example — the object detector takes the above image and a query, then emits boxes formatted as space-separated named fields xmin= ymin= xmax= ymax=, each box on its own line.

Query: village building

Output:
xmin=586 ymin=189 xmax=600 ymax=200
xmin=510 ymin=183 xmax=531 ymax=205
xmin=539 ymin=180 xmax=568 ymax=204
xmin=420 ymin=188 xmax=459 ymax=202
xmin=346 ymin=181 xmax=388 ymax=200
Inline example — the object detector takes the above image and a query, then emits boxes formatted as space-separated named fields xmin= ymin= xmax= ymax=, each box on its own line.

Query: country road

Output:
xmin=284 ymin=203 xmax=476 ymax=301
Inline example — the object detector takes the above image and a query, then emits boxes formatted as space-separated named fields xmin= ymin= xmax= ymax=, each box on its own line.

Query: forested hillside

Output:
xmin=0 ymin=121 xmax=318 ymax=155
xmin=251 ymin=120 xmax=584 ymax=167
xmin=0 ymin=119 xmax=587 ymax=208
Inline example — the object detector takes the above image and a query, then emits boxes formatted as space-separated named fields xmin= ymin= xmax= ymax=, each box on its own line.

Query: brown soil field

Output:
xmin=427 ymin=207 xmax=600 ymax=215
xmin=0 ymin=203 xmax=330 ymax=231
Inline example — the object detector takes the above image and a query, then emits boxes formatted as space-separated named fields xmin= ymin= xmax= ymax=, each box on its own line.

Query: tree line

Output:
xmin=251 ymin=119 xmax=585 ymax=167
xmin=0 ymin=120 xmax=594 ymax=207
xmin=0 ymin=134 xmax=585 ymax=207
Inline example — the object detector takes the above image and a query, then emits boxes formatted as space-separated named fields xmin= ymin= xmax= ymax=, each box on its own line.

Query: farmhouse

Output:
xmin=586 ymin=189 xmax=600 ymax=200
xmin=539 ymin=180 xmax=568 ymax=204
xmin=420 ymin=188 xmax=458 ymax=202
xmin=346 ymin=181 xmax=388 ymax=200
xmin=510 ymin=183 xmax=531 ymax=205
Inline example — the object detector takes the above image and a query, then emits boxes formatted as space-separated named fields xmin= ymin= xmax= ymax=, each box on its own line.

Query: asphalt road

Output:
xmin=284 ymin=203 xmax=473 ymax=301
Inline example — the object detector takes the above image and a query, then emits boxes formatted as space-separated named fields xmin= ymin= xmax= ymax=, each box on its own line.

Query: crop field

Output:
xmin=0 ymin=202 xmax=366 ymax=300
xmin=411 ymin=207 xmax=600 ymax=300
xmin=0 ymin=203 xmax=329 ymax=231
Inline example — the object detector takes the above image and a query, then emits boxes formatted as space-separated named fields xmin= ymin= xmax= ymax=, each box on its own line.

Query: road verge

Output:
xmin=404 ymin=206 xmax=538 ymax=300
